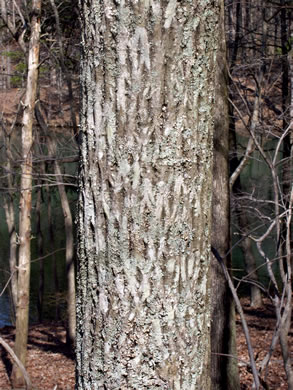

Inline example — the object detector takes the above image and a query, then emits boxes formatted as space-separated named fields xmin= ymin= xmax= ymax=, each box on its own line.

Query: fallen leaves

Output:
xmin=0 ymin=322 xmax=74 ymax=389
xmin=0 ymin=298 xmax=291 ymax=389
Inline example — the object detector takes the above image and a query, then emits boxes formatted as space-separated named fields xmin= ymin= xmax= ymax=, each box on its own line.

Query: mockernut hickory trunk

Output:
xmin=76 ymin=1 xmax=220 ymax=389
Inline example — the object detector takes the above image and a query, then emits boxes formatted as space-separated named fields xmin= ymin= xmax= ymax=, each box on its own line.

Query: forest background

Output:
xmin=0 ymin=0 xmax=292 ymax=389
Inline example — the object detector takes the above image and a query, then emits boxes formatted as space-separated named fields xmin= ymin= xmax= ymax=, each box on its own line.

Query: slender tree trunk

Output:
xmin=289 ymin=32 xmax=293 ymax=189
xmin=49 ymin=0 xmax=78 ymax=140
xmin=35 ymin=103 xmax=76 ymax=346
xmin=230 ymin=130 xmax=263 ymax=308
xmin=240 ymin=230 xmax=262 ymax=308
xmin=76 ymin=1 xmax=220 ymax=388
xmin=54 ymin=153 xmax=76 ymax=346
xmin=5 ymin=43 xmax=11 ymax=88
xmin=45 ymin=177 xmax=61 ymax=320
xmin=3 ymin=195 xmax=18 ymax=317
xmin=36 ymin=184 xmax=44 ymax=323
xmin=280 ymin=0 xmax=292 ymax=257
xmin=3 ymin=136 xmax=18 ymax=315
xmin=11 ymin=1 xmax=41 ymax=386
xmin=230 ymin=0 xmax=242 ymax=70
xmin=229 ymin=60 xmax=264 ymax=309
xmin=3 ymin=133 xmax=18 ymax=314
xmin=279 ymin=6 xmax=293 ymax=388
xmin=211 ymin=1 xmax=240 ymax=388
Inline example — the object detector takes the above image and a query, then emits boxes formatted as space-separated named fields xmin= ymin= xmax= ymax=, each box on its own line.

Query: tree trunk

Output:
xmin=240 ymin=231 xmax=262 ymax=308
xmin=76 ymin=1 xmax=220 ymax=388
xmin=36 ymin=184 xmax=44 ymax=323
xmin=48 ymin=0 xmax=78 ymax=141
xmin=35 ymin=103 xmax=76 ymax=346
xmin=11 ymin=0 xmax=41 ymax=386
xmin=3 ymin=195 xmax=18 ymax=318
xmin=230 ymin=133 xmax=263 ymax=309
xmin=54 ymin=152 xmax=76 ymax=347
xmin=211 ymin=1 xmax=240 ymax=388
xmin=45 ymin=177 xmax=61 ymax=320
xmin=229 ymin=95 xmax=263 ymax=309
xmin=3 ymin=132 xmax=18 ymax=315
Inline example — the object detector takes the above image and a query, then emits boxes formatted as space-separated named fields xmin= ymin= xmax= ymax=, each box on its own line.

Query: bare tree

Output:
xmin=48 ymin=0 xmax=78 ymax=140
xmin=11 ymin=0 xmax=42 ymax=386
xmin=2 ymin=125 xmax=19 ymax=314
xmin=0 ymin=0 xmax=27 ymax=53
xmin=227 ymin=1 xmax=293 ymax=387
xmin=35 ymin=102 xmax=76 ymax=346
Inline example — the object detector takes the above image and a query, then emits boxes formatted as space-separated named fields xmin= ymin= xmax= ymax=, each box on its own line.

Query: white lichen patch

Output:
xmin=99 ymin=291 xmax=109 ymax=315
xmin=164 ymin=0 xmax=177 ymax=28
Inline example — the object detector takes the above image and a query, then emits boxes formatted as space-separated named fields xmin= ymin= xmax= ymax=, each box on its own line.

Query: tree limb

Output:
xmin=0 ymin=336 xmax=32 ymax=389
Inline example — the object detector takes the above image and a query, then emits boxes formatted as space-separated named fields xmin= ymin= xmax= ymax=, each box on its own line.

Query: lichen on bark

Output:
xmin=76 ymin=1 xmax=220 ymax=389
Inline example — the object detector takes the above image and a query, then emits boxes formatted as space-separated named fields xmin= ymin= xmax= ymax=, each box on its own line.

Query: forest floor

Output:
xmin=0 ymin=298 xmax=291 ymax=390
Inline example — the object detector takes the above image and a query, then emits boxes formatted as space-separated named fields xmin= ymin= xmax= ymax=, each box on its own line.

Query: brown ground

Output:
xmin=0 ymin=323 xmax=74 ymax=390
xmin=0 ymin=298 xmax=291 ymax=389
xmin=236 ymin=298 xmax=291 ymax=389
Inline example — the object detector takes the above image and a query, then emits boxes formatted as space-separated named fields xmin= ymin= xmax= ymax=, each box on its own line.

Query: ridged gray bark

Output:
xmin=76 ymin=1 xmax=220 ymax=389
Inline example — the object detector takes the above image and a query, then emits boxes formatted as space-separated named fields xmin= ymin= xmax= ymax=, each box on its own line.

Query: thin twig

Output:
xmin=0 ymin=336 xmax=32 ymax=389
xmin=212 ymin=247 xmax=261 ymax=390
